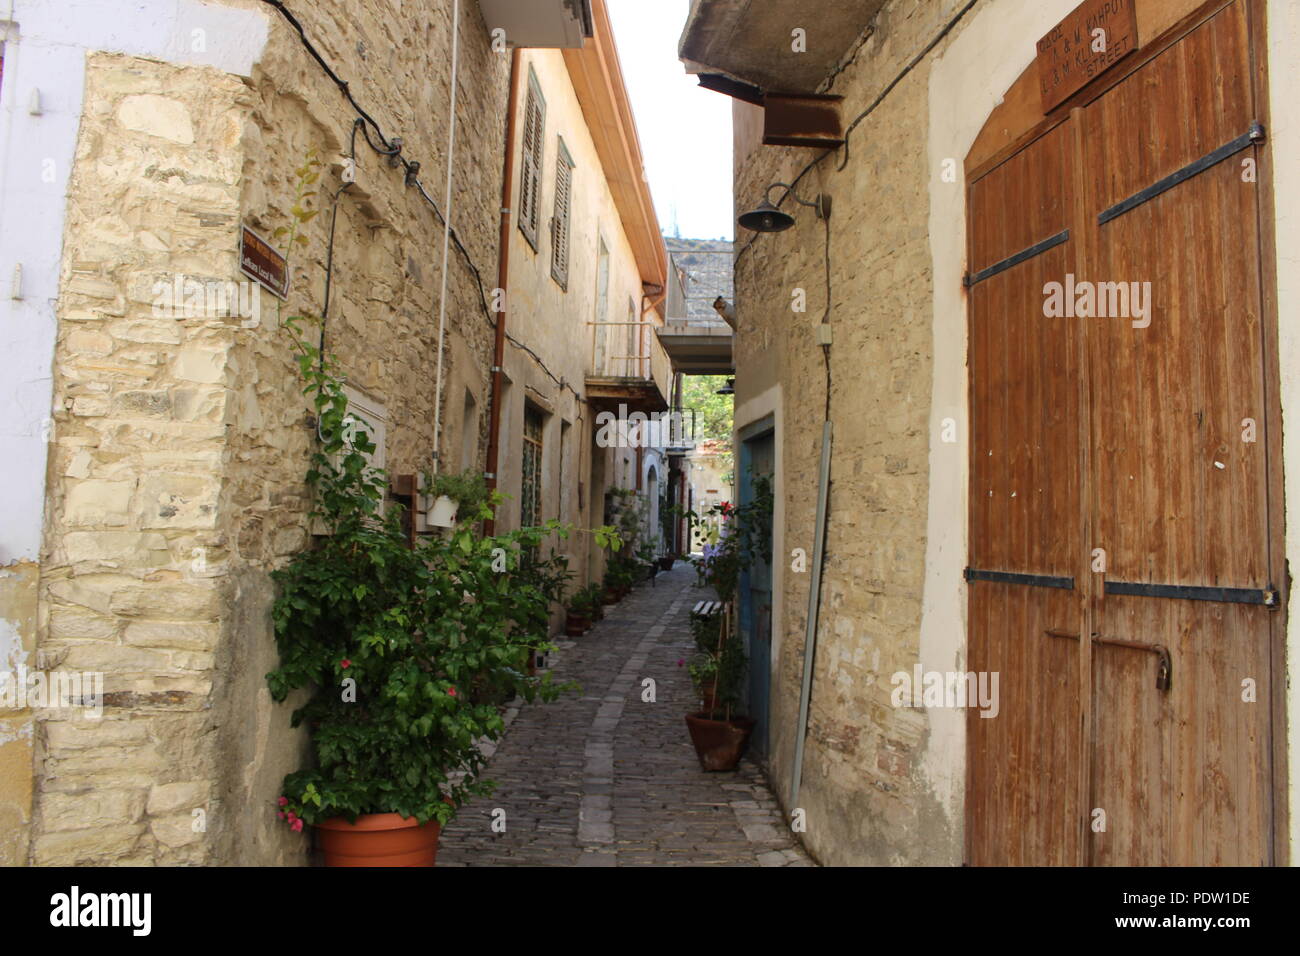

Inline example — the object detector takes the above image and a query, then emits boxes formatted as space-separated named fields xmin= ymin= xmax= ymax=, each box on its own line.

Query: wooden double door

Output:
xmin=965 ymin=0 xmax=1282 ymax=865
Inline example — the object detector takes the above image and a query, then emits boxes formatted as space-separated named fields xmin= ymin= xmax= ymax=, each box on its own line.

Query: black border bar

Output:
xmin=1097 ymin=122 xmax=1265 ymax=225
xmin=964 ymin=567 xmax=1075 ymax=590
xmin=1104 ymin=580 xmax=1279 ymax=606
xmin=964 ymin=229 xmax=1070 ymax=288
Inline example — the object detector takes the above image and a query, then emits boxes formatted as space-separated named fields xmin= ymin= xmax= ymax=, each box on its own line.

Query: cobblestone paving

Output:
xmin=438 ymin=566 xmax=815 ymax=866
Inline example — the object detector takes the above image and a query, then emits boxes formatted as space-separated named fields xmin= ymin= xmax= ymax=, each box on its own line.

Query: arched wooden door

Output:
xmin=964 ymin=0 xmax=1282 ymax=866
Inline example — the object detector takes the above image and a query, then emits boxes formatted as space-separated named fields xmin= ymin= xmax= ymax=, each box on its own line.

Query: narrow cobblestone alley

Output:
xmin=437 ymin=567 xmax=814 ymax=866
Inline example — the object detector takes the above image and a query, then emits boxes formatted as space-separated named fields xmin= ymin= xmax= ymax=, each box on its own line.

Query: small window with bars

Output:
xmin=551 ymin=138 xmax=575 ymax=289
xmin=521 ymin=404 xmax=545 ymax=529
xmin=518 ymin=69 xmax=546 ymax=250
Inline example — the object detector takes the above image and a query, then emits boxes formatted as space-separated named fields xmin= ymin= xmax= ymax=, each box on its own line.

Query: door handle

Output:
xmin=1043 ymin=630 xmax=1172 ymax=691
xmin=1093 ymin=635 xmax=1171 ymax=692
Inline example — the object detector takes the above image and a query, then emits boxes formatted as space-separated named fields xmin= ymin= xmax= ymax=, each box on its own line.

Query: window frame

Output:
xmin=518 ymin=68 xmax=546 ymax=251
xmin=550 ymin=137 xmax=575 ymax=290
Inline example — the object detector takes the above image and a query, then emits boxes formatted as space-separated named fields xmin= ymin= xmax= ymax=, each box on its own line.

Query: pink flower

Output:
xmin=277 ymin=811 xmax=286 ymax=821
xmin=340 ymin=659 xmax=351 ymax=669
xmin=448 ymin=686 xmax=458 ymax=698
xmin=291 ymin=818 xmax=304 ymax=832
xmin=677 ymin=658 xmax=684 ymax=667
xmin=278 ymin=796 xmax=288 ymax=807
xmin=286 ymin=811 xmax=297 ymax=823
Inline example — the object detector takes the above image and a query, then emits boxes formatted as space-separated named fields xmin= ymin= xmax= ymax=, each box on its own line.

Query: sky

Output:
xmin=606 ymin=0 xmax=735 ymax=241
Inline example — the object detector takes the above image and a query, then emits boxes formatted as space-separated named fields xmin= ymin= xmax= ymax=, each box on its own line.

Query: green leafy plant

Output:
xmin=690 ymin=476 xmax=773 ymax=603
xmin=424 ymin=467 xmax=491 ymax=519
xmin=567 ymin=583 xmax=604 ymax=619
xmin=265 ymin=155 xmax=610 ymax=830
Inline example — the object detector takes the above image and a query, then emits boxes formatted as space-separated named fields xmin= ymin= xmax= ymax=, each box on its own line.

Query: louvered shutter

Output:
xmin=551 ymin=140 xmax=574 ymax=289
xmin=519 ymin=72 xmax=545 ymax=248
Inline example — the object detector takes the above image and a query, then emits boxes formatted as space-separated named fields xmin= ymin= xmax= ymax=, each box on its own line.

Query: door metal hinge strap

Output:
xmin=964 ymin=229 xmax=1070 ymax=288
xmin=964 ymin=567 xmax=1075 ymax=590
xmin=1104 ymin=580 xmax=1279 ymax=606
xmin=1097 ymin=122 xmax=1265 ymax=226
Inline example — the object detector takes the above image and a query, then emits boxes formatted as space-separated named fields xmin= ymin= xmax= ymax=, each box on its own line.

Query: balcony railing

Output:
xmin=589 ymin=319 xmax=652 ymax=380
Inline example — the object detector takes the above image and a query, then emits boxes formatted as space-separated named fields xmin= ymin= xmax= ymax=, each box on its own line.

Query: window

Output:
xmin=518 ymin=69 xmax=546 ymax=250
xmin=521 ymin=404 xmax=545 ymax=529
xmin=594 ymin=237 xmax=610 ymax=373
xmin=551 ymin=138 xmax=574 ymax=289
xmin=312 ymin=386 xmax=387 ymax=533
xmin=625 ymin=297 xmax=639 ymax=377
xmin=460 ymin=388 xmax=478 ymax=471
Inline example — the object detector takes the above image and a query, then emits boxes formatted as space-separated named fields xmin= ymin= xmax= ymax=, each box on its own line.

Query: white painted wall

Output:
xmin=0 ymin=0 xmax=268 ymax=564
xmin=1266 ymin=0 xmax=1300 ymax=864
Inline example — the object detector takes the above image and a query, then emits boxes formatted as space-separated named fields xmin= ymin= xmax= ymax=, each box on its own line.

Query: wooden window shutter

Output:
xmin=519 ymin=71 xmax=545 ymax=249
xmin=551 ymin=139 xmax=574 ymax=289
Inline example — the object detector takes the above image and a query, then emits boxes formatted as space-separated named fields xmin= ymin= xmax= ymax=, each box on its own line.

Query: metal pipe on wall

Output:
xmin=790 ymin=420 xmax=831 ymax=809
xmin=484 ymin=47 xmax=523 ymax=536
xmin=430 ymin=0 xmax=462 ymax=477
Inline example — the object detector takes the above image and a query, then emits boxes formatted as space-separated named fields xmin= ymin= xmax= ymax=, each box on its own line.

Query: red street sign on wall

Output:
xmin=239 ymin=225 xmax=290 ymax=300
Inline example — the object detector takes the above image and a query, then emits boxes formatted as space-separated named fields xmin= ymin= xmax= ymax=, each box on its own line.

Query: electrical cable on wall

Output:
xmin=260 ymin=0 xmax=496 ymax=333
xmin=260 ymin=0 xmax=590 ymax=439
xmin=734 ymin=0 xmax=982 ymax=268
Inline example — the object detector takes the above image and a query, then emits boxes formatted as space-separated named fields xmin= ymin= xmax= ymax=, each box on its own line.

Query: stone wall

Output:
xmin=732 ymin=0 xmax=965 ymax=866
xmin=31 ymin=0 xmax=508 ymax=865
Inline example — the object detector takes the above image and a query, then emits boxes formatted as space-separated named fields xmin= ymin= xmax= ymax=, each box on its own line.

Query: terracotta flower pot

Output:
xmin=658 ymin=557 xmax=675 ymax=571
xmin=316 ymin=812 xmax=442 ymax=867
xmin=565 ymin=612 xmax=591 ymax=636
xmin=685 ymin=711 xmax=755 ymax=772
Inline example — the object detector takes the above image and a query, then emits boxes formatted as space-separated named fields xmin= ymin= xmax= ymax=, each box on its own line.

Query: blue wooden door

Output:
xmin=738 ymin=423 xmax=774 ymax=757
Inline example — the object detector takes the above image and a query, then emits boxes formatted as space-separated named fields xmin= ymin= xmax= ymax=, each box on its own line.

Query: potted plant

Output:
xmin=565 ymin=583 xmax=601 ymax=636
xmin=422 ymin=468 xmax=490 ymax=529
xmin=637 ymin=542 xmax=659 ymax=581
xmin=683 ymin=479 xmax=772 ymax=772
xmin=264 ymin=157 xmax=597 ymax=865
xmin=684 ymin=612 xmax=753 ymax=771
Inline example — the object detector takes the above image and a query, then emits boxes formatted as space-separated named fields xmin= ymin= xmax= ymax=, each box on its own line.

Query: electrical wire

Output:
xmin=259 ymin=0 xmax=496 ymax=333
xmin=733 ymin=0 xmax=983 ymax=267
xmin=261 ymin=0 xmax=587 ymax=421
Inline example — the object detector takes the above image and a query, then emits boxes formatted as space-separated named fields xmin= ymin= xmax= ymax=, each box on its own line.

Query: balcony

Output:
xmin=656 ymin=317 xmax=733 ymax=375
xmin=585 ymin=319 xmax=671 ymax=414
xmin=477 ymin=0 xmax=593 ymax=49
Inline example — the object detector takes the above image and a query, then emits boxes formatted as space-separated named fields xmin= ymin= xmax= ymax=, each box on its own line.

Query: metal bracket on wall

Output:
xmin=1104 ymin=580 xmax=1279 ymax=607
xmin=964 ymin=567 xmax=1075 ymax=590
xmin=963 ymin=229 xmax=1070 ymax=288
xmin=1097 ymin=122 xmax=1265 ymax=225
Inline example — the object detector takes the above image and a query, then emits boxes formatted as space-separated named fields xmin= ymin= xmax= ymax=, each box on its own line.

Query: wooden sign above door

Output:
xmin=1036 ymin=0 xmax=1139 ymax=113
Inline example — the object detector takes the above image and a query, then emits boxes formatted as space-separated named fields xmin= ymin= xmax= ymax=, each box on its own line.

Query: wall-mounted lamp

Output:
xmin=738 ymin=182 xmax=832 ymax=233
xmin=716 ymin=378 xmax=735 ymax=396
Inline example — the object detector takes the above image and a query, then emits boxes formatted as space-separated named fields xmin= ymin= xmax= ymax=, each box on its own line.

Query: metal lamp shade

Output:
xmin=738 ymin=201 xmax=795 ymax=233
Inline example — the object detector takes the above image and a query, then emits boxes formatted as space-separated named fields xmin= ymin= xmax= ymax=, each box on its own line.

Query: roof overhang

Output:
xmin=476 ymin=0 xmax=593 ymax=49
xmin=656 ymin=325 xmax=733 ymax=376
xmin=584 ymin=377 xmax=669 ymax=415
xmin=679 ymin=0 xmax=887 ymax=95
xmin=563 ymin=0 xmax=668 ymax=290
